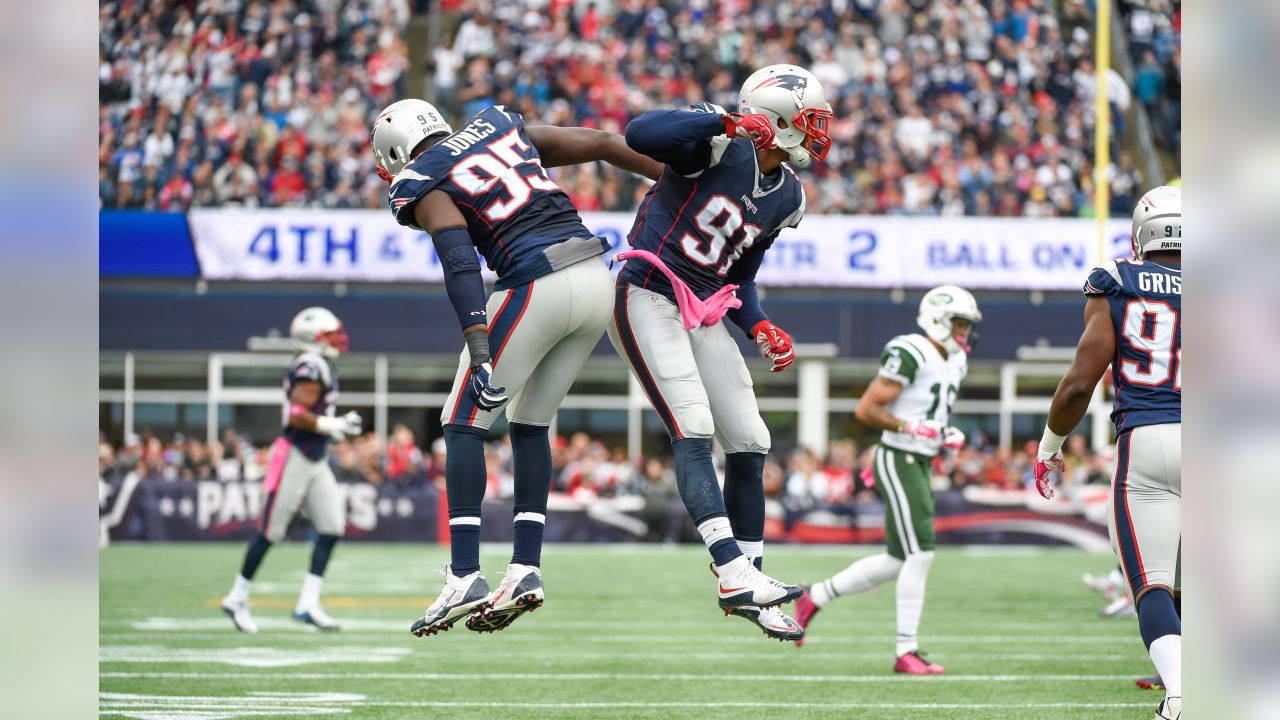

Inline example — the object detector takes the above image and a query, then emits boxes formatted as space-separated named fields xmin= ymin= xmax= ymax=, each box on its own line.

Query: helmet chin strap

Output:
xmin=785 ymin=145 xmax=810 ymax=167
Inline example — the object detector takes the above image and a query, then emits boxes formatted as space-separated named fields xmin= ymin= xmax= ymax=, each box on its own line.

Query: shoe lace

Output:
xmin=425 ymin=568 xmax=460 ymax=613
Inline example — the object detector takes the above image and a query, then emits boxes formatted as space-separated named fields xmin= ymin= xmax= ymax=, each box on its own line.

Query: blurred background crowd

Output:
xmin=99 ymin=0 xmax=1179 ymax=216
xmin=100 ymin=424 xmax=1114 ymax=535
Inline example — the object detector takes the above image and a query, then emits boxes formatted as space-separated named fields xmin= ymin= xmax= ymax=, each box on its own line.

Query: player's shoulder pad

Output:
xmin=388 ymin=149 xmax=451 ymax=230
xmin=880 ymin=334 xmax=927 ymax=383
xmin=1083 ymin=259 xmax=1124 ymax=296
xmin=289 ymin=352 xmax=328 ymax=382
xmin=488 ymin=104 xmax=524 ymax=129
xmin=688 ymin=102 xmax=728 ymax=116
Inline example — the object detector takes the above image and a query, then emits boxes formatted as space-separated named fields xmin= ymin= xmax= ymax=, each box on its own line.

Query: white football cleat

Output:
xmin=1099 ymin=595 xmax=1137 ymax=618
xmin=727 ymin=604 xmax=805 ymax=642
xmin=713 ymin=559 xmax=803 ymax=610
xmin=1154 ymin=695 xmax=1180 ymax=720
xmin=466 ymin=563 xmax=545 ymax=633
xmin=220 ymin=598 xmax=258 ymax=634
xmin=410 ymin=566 xmax=491 ymax=637
xmin=293 ymin=604 xmax=341 ymax=632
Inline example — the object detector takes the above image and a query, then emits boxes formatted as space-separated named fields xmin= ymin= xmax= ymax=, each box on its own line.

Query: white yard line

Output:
xmin=99 ymin=650 xmax=1137 ymax=662
xmin=99 ymin=697 xmax=1153 ymax=711
xmin=100 ymin=671 xmax=1142 ymax=682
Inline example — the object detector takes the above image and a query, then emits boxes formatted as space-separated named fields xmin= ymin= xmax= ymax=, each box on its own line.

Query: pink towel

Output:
xmin=614 ymin=249 xmax=741 ymax=330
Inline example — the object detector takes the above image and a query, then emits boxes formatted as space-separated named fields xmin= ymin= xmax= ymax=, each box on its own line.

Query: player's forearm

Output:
xmin=287 ymin=406 xmax=319 ymax=432
xmin=726 ymin=282 xmax=768 ymax=335
xmin=624 ymin=110 xmax=724 ymax=160
xmin=856 ymin=402 xmax=902 ymax=433
xmin=534 ymin=127 xmax=664 ymax=180
xmin=432 ymin=226 xmax=491 ymax=336
xmin=1046 ymin=374 xmax=1095 ymax=436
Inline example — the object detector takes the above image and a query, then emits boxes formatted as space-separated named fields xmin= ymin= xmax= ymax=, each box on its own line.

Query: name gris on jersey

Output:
xmin=440 ymin=118 xmax=499 ymax=156
xmin=1137 ymin=271 xmax=1182 ymax=295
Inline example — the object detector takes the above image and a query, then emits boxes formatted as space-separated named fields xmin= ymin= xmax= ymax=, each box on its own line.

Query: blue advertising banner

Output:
xmin=99 ymin=211 xmax=201 ymax=278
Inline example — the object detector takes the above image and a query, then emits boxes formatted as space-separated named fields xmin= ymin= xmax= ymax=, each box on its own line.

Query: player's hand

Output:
xmin=338 ymin=411 xmax=364 ymax=438
xmin=900 ymin=419 xmax=945 ymax=445
xmin=942 ymin=426 xmax=965 ymax=450
xmin=1033 ymin=451 xmax=1066 ymax=499
xmin=751 ymin=320 xmax=794 ymax=372
xmin=723 ymin=113 xmax=777 ymax=151
xmin=315 ymin=411 xmax=361 ymax=441
xmin=468 ymin=362 xmax=509 ymax=412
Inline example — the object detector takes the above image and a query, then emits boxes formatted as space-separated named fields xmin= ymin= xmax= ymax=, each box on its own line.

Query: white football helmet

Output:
xmin=917 ymin=286 xmax=983 ymax=355
xmin=370 ymin=99 xmax=452 ymax=182
xmin=738 ymin=65 xmax=833 ymax=167
xmin=1131 ymin=185 xmax=1181 ymax=259
xmin=290 ymin=307 xmax=349 ymax=358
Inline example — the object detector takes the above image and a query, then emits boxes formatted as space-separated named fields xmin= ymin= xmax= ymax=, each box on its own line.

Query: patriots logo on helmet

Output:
xmin=752 ymin=74 xmax=809 ymax=107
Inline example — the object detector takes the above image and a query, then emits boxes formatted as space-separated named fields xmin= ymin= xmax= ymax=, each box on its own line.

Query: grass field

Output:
xmin=100 ymin=543 xmax=1160 ymax=720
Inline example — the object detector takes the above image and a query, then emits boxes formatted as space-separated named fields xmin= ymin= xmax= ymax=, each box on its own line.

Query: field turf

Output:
xmin=100 ymin=543 xmax=1158 ymax=719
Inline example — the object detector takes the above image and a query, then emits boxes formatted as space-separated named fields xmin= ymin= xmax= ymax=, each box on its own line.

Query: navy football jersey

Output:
xmin=1084 ymin=258 xmax=1182 ymax=433
xmin=387 ymin=105 xmax=602 ymax=290
xmin=281 ymin=352 xmax=338 ymax=461
xmin=619 ymin=133 xmax=805 ymax=302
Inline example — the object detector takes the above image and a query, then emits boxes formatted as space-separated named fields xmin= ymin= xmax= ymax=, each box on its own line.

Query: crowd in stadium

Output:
xmin=99 ymin=0 xmax=1179 ymax=217
xmin=100 ymin=424 xmax=1111 ymax=522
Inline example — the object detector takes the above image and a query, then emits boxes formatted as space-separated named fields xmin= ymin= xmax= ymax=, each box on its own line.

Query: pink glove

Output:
xmin=942 ymin=426 xmax=965 ymax=450
xmin=1033 ymin=451 xmax=1066 ymax=499
xmin=900 ymin=419 xmax=943 ymax=441
xmin=859 ymin=465 xmax=875 ymax=489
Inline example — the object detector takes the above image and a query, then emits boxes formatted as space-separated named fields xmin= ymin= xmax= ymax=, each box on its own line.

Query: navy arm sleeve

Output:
xmin=625 ymin=109 xmax=727 ymax=176
xmin=724 ymin=237 xmax=774 ymax=335
xmin=433 ymin=226 xmax=489 ymax=330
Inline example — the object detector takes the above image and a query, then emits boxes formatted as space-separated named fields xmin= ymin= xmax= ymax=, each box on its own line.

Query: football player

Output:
xmin=610 ymin=65 xmax=833 ymax=640
xmin=1034 ymin=186 xmax=1182 ymax=720
xmin=371 ymin=100 xmax=662 ymax=636
xmin=794 ymin=286 xmax=982 ymax=673
xmin=221 ymin=307 xmax=363 ymax=633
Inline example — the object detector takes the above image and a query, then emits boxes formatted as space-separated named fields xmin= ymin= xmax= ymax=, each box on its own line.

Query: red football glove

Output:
xmin=1033 ymin=451 xmax=1066 ymax=499
xmin=723 ymin=113 xmax=777 ymax=152
xmin=752 ymin=320 xmax=794 ymax=372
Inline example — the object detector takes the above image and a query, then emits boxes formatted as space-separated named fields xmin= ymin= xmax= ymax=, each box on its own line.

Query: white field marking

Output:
xmin=98 ymin=672 xmax=1146 ymax=683
xmin=108 ymin=610 xmax=1110 ymax=628
xmin=107 ymin=617 xmax=1131 ymax=638
xmin=99 ymin=692 xmax=361 ymax=719
xmin=99 ymin=646 xmax=409 ymax=668
xmin=99 ymin=650 xmax=1139 ymax=663
xmin=122 ymin=617 xmax=412 ymax=632
xmin=100 ymin=628 xmax=1140 ymax=645
xmin=252 ymin=700 xmax=1155 ymax=710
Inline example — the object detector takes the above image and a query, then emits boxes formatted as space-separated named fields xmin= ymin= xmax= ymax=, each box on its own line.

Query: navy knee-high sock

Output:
xmin=672 ymin=437 xmax=741 ymax=567
xmin=240 ymin=533 xmax=272 ymax=579
xmin=444 ymin=424 xmax=489 ymax=577
xmin=724 ymin=452 xmax=766 ymax=570
xmin=1137 ymin=588 xmax=1181 ymax=649
xmin=509 ymin=422 xmax=550 ymax=567
xmin=309 ymin=534 xmax=340 ymax=577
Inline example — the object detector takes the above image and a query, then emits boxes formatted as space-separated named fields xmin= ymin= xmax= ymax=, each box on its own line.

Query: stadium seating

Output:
xmin=99 ymin=0 xmax=1178 ymax=216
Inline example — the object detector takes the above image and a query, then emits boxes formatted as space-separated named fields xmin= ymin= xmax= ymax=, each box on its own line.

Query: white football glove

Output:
xmin=315 ymin=411 xmax=363 ymax=441
xmin=942 ymin=426 xmax=965 ymax=450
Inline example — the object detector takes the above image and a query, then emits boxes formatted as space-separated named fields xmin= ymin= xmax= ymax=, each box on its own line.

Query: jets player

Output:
xmin=1035 ymin=185 xmax=1182 ymax=720
xmin=371 ymin=99 xmax=662 ymax=637
xmin=794 ymin=286 xmax=982 ymax=673
xmin=221 ymin=307 xmax=363 ymax=633
xmin=612 ymin=65 xmax=833 ymax=641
